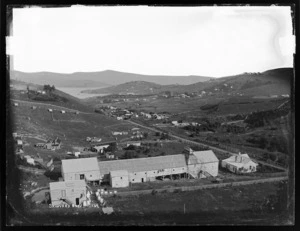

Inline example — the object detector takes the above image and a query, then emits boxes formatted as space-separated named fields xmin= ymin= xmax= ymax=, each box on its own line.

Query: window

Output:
xmin=80 ymin=174 xmax=85 ymax=180
xmin=134 ymin=173 xmax=136 ymax=175
xmin=132 ymin=179 xmax=135 ymax=181
xmin=120 ymin=177 xmax=122 ymax=179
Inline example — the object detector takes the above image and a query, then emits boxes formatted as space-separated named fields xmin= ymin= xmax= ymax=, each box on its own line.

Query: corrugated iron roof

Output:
xmin=193 ymin=150 xmax=219 ymax=163
xmin=62 ymin=157 xmax=100 ymax=173
xmin=49 ymin=180 xmax=86 ymax=190
xmin=222 ymin=154 xmax=257 ymax=166
xmin=99 ymin=150 xmax=218 ymax=175
xmin=99 ymin=154 xmax=186 ymax=175
xmin=110 ymin=170 xmax=129 ymax=177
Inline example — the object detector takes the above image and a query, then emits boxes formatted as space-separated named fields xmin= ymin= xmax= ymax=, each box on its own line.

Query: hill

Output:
xmin=10 ymin=71 xmax=111 ymax=88
xmin=82 ymin=81 xmax=175 ymax=95
xmin=82 ymin=68 xmax=292 ymax=97
xmin=10 ymin=80 xmax=94 ymax=113
xmin=10 ymin=70 xmax=214 ymax=87
xmin=177 ymin=67 xmax=292 ymax=96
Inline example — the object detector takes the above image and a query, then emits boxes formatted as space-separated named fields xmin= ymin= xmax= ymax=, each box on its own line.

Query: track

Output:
xmin=126 ymin=120 xmax=288 ymax=172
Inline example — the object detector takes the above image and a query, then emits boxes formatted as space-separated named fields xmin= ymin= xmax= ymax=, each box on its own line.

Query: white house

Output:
xmin=61 ymin=157 xmax=101 ymax=185
xmin=61 ymin=110 xmax=66 ymax=114
xmin=127 ymin=142 xmax=141 ymax=147
xmin=49 ymin=180 xmax=87 ymax=207
xmin=13 ymin=103 xmax=19 ymax=107
xmin=91 ymin=144 xmax=110 ymax=153
xmin=116 ymin=116 xmax=123 ymax=120
xmin=48 ymin=109 xmax=53 ymax=112
xmin=110 ymin=170 xmax=129 ymax=188
xmin=24 ymin=155 xmax=35 ymax=165
xmin=221 ymin=153 xmax=258 ymax=174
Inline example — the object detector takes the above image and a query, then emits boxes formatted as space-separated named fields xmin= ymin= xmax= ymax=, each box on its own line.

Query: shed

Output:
xmin=49 ymin=180 xmax=87 ymax=207
xmin=61 ymin=157 xmax=101 ymax=183
xmin=110 ymin=170 xmax=129 ymax=188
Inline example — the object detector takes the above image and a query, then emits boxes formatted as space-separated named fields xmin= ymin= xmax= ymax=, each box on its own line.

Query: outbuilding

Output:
xmin=110 ymin=170 xmax=129 ymax=188
xmin=49 ymin=180 xmax=87 ymax=207
xmin=61 ymin=157 xmax=101 ymax=185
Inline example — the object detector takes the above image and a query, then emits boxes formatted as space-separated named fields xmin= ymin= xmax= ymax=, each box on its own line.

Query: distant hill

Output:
xmin=83 ymin=68 xmax=293 ymax=96
xmin=82 ymin=81 xmax=176 ymax=95
xmin=10 ymin=70 xmax=214 ymax=87
xmin=176 ymin=67 xmax=292 ymax=96
xmin=10 ymin=71 xmax=111 ymax=88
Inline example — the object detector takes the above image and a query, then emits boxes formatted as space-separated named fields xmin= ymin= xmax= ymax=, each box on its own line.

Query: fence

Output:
xmin=114 ymin=176 xmax=288 ymax=197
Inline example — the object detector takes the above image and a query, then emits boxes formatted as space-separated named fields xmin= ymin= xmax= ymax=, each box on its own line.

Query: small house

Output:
xmin=105 ymin=153 xmax=115 ymax=159
xmin=49 ymin=180 xmax=87 ymax=207
xmin=61 ymin=110 xmax=66 ymax=114
xmin=116 ymin=116 xmax=123 ymax=120
xmin=61 ymin=157 xmax=101 ymax=184
xmin=112 ymin=132 xmax=123 ymax=136
xmin=31 ymin=106 xmax=37 ymax=110
xmin=110 ymin=170 xmax=129 ymax=188
xmin=48 ymin=109 xmax=53 ymax=112
xmin=13 ymin=103 xmax=19 ymax=107
xmin=24 ymin=155 xmax=35 ymax=165
xmin=127 ymin=142 xmax=141 ymax=147
xmin=16 ymin=139 xmax=23 ymax=146
xmin=221 ymin=153 xmax=258 ymax=174
xmin=91 ymin=144 xmax=109 ymax=153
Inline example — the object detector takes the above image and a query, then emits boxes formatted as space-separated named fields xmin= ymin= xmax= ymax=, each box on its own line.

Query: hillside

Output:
xmin=82 ymin=81 xmax=175 ymax=95
xmin=82 ymin=68 xmax=292 ymax=97
xmin=176 ymin=67 xmax=292 ymax=96
xmin=10 ymin=80 xmax=94 ymax=113
xmin=10 ymin=70 xmax=214 ymax=87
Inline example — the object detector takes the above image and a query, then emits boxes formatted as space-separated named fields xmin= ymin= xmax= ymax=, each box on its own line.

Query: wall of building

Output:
xmin=63 ymin=170 xmax=101 ymax=182
xmin=50 ymin=187 xmax=86 ymax=206
xmin=110 ymin=176 xmax=129 ymax=188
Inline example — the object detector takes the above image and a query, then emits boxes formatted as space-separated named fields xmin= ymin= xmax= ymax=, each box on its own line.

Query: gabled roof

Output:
xmin=110 ymin=170 xmax=128 ymax=177
xmin=99 ymin=154 xmax=187 ymax=175
xmin=62 ymin=157 xmax=100 ymax=173
xmin=50 ymin=180 xmax=86 ymax=190
xmin=222 ymin=154 xmax=257 ymax=166
xmin=193 ymin=150 xmax=219 ymax=163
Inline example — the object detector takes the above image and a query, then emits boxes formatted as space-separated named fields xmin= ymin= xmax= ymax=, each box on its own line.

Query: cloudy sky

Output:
xmin=8 ymin=6 xmax=294 ymax=77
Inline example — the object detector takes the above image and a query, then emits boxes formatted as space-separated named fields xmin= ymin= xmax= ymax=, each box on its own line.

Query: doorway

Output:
xmin=76 ymin=198 xmax=79 ymax=205
xmin=141 ymin=178 xmax=144 ymax=183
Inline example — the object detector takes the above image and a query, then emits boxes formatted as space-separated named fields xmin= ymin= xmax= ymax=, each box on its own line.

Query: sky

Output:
xmin=7 ymin=6 xmax=295 ymax=77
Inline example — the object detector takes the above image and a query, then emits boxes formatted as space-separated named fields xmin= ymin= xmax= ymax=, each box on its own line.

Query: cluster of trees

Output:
xmin=246 ymin=135 xmax=288 ymax=154
xmin=245 ymin=109 xmax=289 ymax=128
xmin=43 ymin=85 xmax=56 ymax=92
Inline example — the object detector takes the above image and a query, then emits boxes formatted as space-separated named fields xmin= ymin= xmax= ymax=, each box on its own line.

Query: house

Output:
xmin=98 ymin=148 xmax=219 ymax=187
xmin=49 ymin=180 xmax=87 ymax=207
xmin=24 ymin=155 xmax=35 ymax=165
xmin=110 ymin=170 xmax=129 ymax=188
xmin=91 ymin=144 xmax=110 ymax=153
xmin=48 ymin=109 xmax=53 ymax=112
xmin=31 ymin=106 xmax=37 ymax=110
xmin=13 ymin=103 xmax=19 ymax=107
xmin=61 ymin=157 xmax=101 ymax=185
xmin=105 ymin=153 xmax=115 ymax=159
xmin=116 ymin=116 xmax=123 ymax=120
xmin=221 ymin=153 xmax=258 ymax=174
xmin=127 ymin=142 xmax=141 ymax=147
xmin=112 ymin=132 xmax=123 ymax=136
xmin=16 ymin=139 xmax=23 ymax=146
xmin=61 ymin=110 xmax=66 ymax=114
xmin=45 ymin=137 xmax=61 ymax=150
